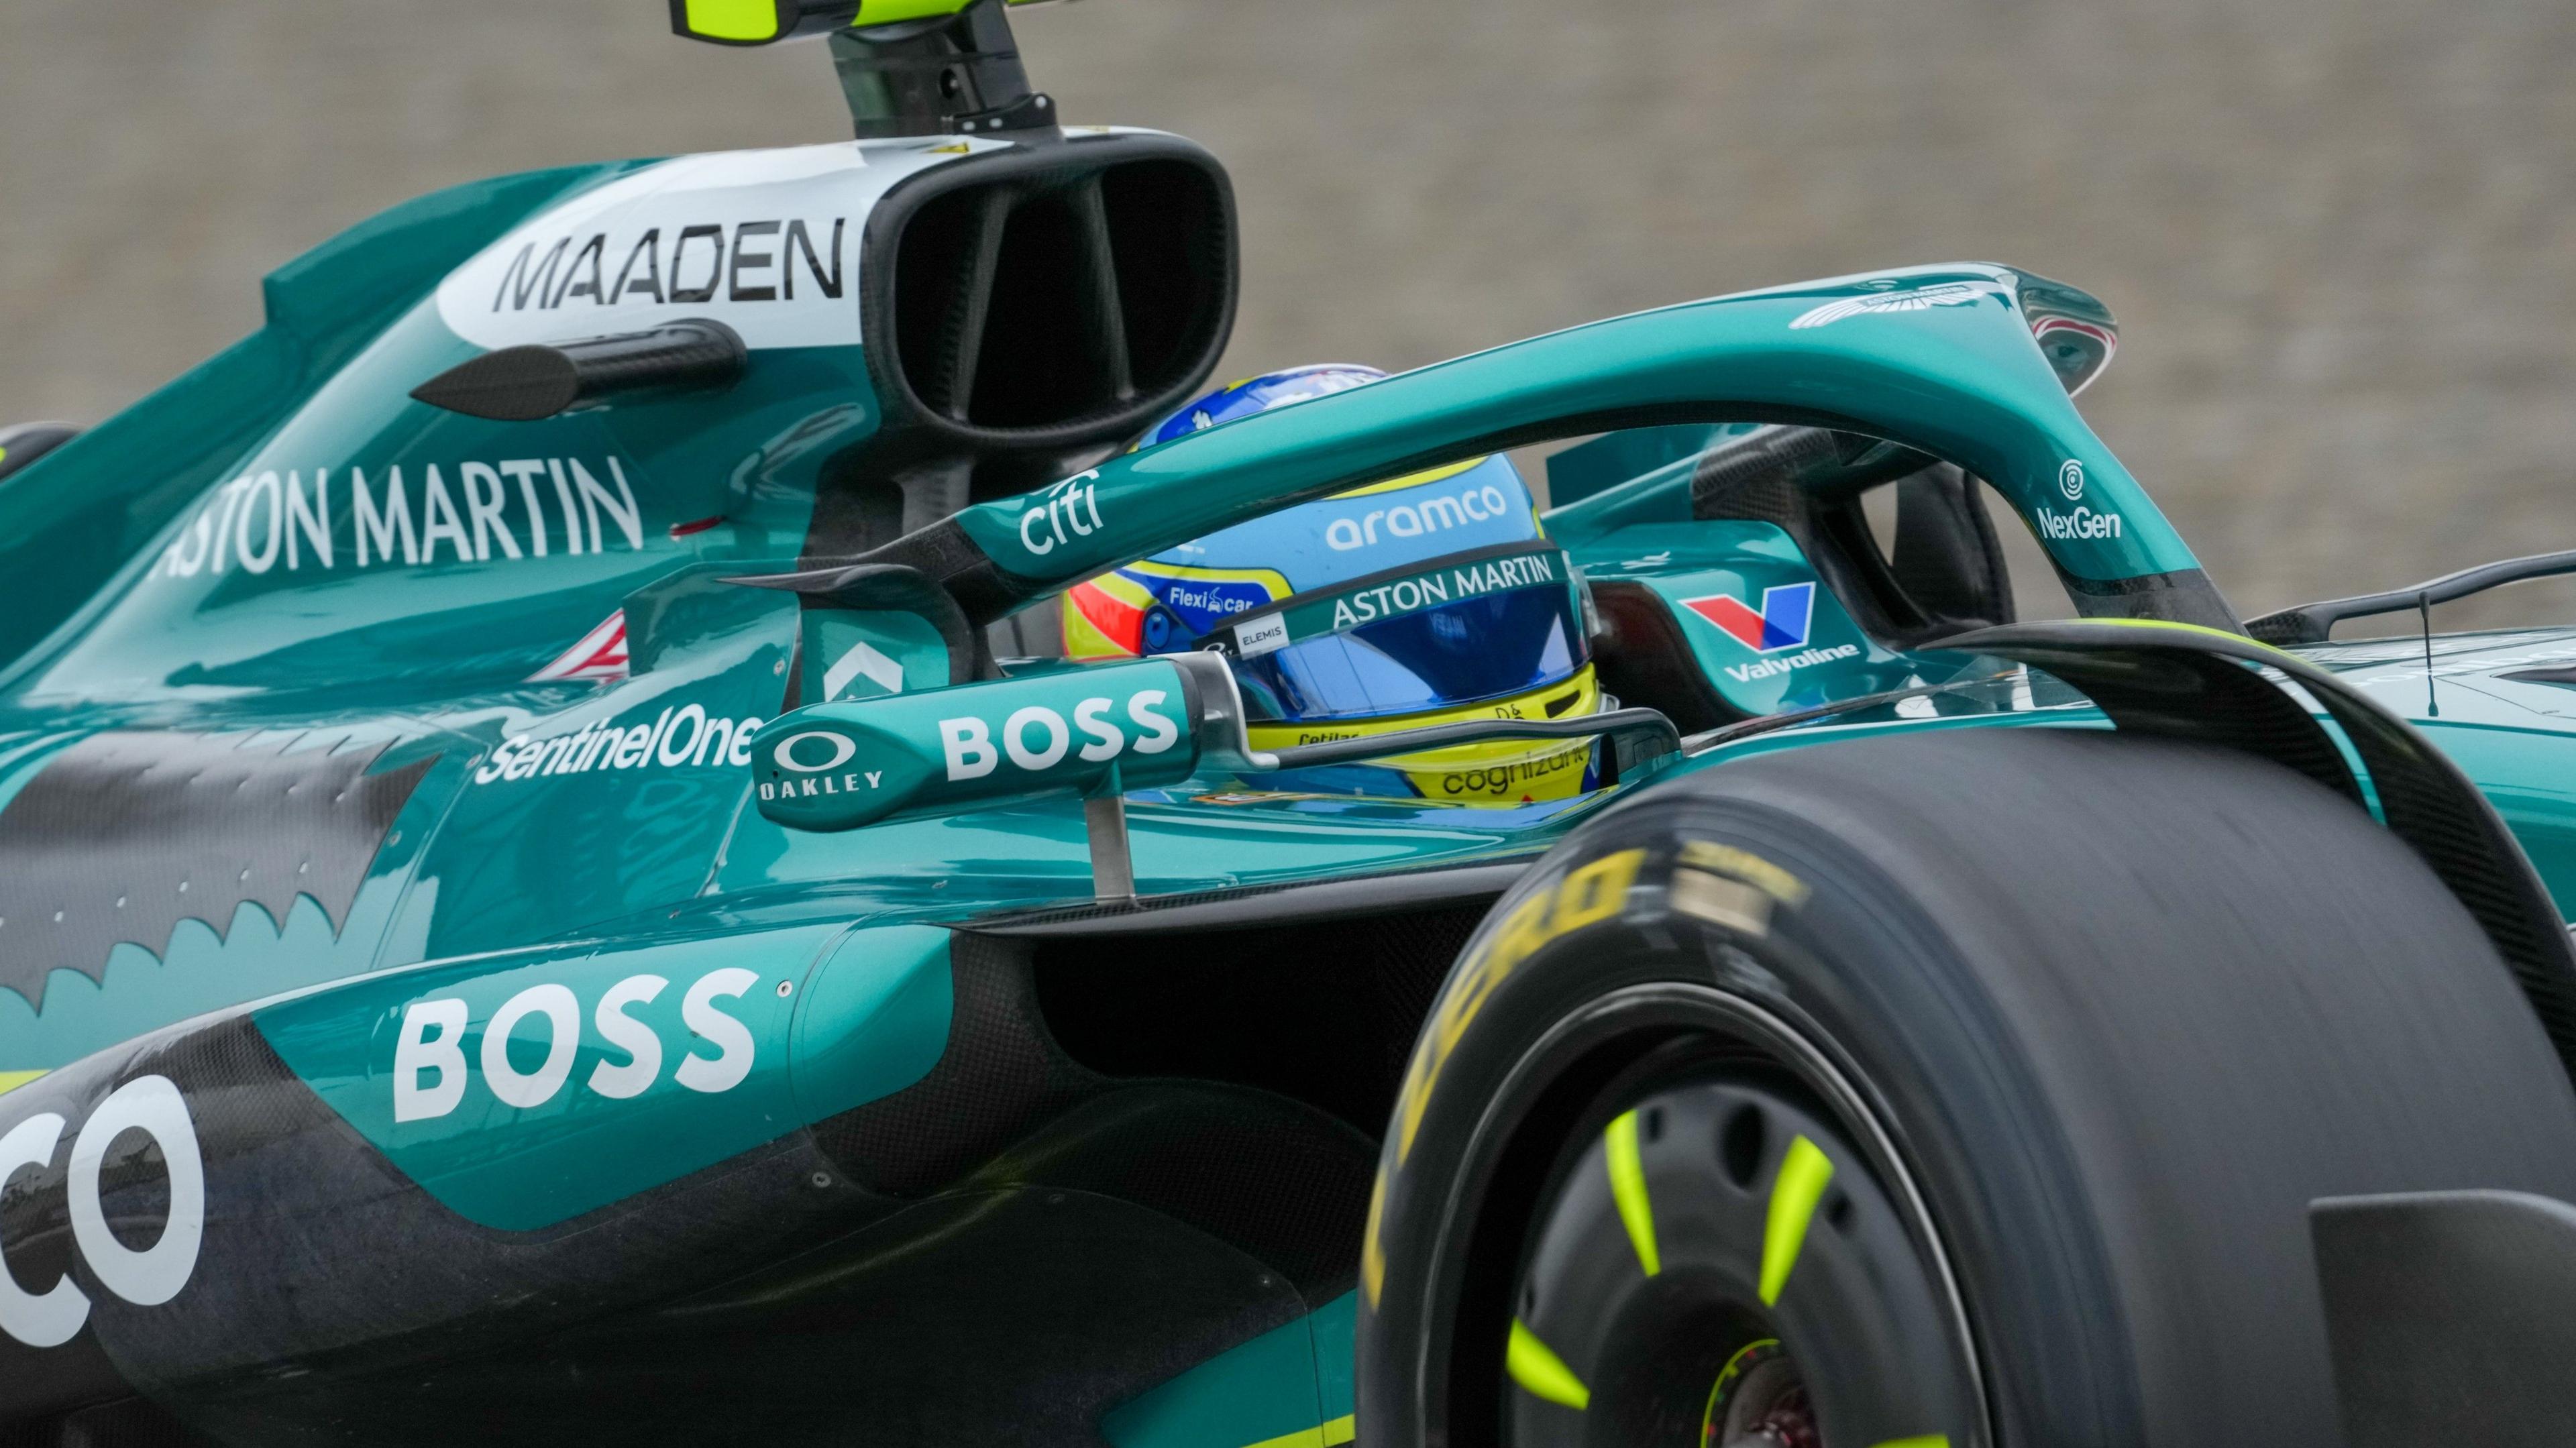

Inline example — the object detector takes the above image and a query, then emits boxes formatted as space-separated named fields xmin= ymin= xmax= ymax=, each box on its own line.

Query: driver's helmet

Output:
xmin=1061 ymin=366 xmax=1607 ymax=805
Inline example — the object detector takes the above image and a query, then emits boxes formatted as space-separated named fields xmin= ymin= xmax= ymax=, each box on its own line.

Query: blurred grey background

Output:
xmin=4 ymin=0 xmax=2571 ymax=628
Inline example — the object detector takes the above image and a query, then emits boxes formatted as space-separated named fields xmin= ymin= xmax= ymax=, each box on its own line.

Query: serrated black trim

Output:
xmin=0 ymin=735 xmax=433 ymax=1011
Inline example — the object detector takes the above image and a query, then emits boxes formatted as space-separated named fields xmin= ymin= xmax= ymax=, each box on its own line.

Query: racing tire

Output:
xmin=1356 ymin=727 xmax=2576 ymax=1447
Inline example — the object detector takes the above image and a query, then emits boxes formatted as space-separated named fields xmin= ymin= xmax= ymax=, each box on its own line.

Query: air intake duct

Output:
xmin=862 ymin=132 xmax=1236 ymax=457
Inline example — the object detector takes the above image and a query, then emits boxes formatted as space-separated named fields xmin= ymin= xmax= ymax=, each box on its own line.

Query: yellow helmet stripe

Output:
xmin=1244 ymin=666 xmax=1599 ymax=755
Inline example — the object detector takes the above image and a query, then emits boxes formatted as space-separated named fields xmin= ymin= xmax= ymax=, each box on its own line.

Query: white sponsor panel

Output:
xmin=1231 ymin=614 xmax=1289 ymax=657
xmin=434 ymin=140 xmax=999 ymax=352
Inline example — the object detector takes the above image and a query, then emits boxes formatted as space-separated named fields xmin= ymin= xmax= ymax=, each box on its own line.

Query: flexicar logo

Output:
xmin=1679 ymin=581 xmax=1862 ymax=681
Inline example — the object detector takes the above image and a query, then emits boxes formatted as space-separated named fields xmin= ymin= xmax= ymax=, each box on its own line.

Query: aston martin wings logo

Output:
xmin=1789 ymin=281 xmax=1994 ymax=329
xmin=529 ymin=610 xmax=630 ymax=683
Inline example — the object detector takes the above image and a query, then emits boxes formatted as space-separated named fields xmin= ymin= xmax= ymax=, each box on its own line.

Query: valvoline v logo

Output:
xmin=1683 ymin=581 xmax=1815 ymax=653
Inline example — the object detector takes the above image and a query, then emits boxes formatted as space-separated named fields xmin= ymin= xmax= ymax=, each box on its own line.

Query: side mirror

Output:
xmin=750 ymin=649 xmax=1682 ymax=897
xmin=753 ymin=653 xmax=1246 ymax=834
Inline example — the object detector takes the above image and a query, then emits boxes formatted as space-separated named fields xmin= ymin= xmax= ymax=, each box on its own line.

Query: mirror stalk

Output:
xmin=1083 ymin=765 xmax=1134 ymax=902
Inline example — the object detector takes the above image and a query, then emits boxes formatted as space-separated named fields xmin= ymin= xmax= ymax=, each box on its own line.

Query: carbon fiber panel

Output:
xmin=0 ymin=734 xmax=431 ymax=1009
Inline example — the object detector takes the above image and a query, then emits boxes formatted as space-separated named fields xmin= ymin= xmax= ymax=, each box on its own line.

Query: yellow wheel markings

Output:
xmin=1759 ymin=1134 xmax=1835 ymax=1306
xmin=1603 ymin=1109 xmax=1660 ymax=1276
xmin=1507 ymin=1319 xmax=1591 ymax=1410
xmin=1238 ymin=1414 xmax=1356 ymax=1448
xmin=0 ymin=1070 xmax=46 ymax=1097
xmin=1868 ymin=1437 xmax=1951 ymax=1448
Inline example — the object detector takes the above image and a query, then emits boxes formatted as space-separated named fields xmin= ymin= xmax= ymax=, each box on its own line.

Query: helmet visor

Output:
xmin=1216 ymin=545 xmax=1588 ymax=723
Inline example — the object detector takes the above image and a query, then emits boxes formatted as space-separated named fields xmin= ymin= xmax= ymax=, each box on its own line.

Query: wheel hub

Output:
xmin=1501 ymin=1072 xmax=1974 ymax=1447
xmin=1703 ymin=1339 xmax=1821 ymax=1448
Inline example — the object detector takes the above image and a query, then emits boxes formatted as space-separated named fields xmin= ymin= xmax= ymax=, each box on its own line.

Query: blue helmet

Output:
xmin=1059 ymin=366 xmax=1605 ymax=803
xmin=1137 ymin=365 xmax=1387 ymax=447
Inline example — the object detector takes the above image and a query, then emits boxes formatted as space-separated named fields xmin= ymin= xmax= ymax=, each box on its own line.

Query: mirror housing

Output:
xmin=752 ymin=653 xmax=1246 ymax=832
xmin=751 ymin=646 xmax=1686 ymax=836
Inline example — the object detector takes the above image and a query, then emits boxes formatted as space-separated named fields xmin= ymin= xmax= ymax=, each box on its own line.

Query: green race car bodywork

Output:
xmin=0 ymin=76 xmax=2571 ymax=1448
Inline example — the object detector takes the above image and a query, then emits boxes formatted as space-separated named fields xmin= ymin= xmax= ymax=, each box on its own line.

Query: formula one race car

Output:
xmin=5 ymin=4 xmax=2576 ymax=1445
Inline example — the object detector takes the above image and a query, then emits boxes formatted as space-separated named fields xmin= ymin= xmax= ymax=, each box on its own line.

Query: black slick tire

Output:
xmin=1357 ymin=726 xmax=2576 ymax=1447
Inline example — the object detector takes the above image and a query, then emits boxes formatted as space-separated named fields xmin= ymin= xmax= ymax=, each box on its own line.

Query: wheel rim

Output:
xmin=1701 ymin=1339 xmax=1819 ymax=1448
xmin=1444 ymin=985 xmax=1984 ymax=1448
